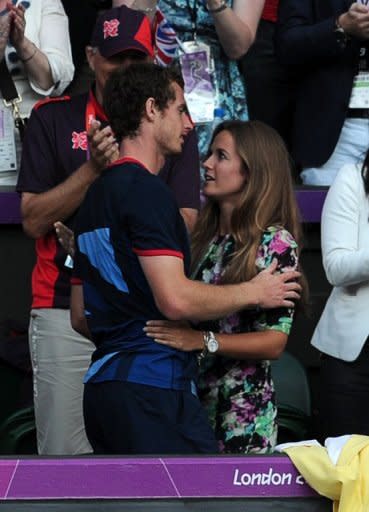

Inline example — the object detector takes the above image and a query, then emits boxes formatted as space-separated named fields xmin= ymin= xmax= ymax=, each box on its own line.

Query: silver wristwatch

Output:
xmin=204 ymin=330 xmax=219 ymax=354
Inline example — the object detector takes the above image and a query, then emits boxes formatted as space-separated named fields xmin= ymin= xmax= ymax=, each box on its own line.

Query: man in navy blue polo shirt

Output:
xmin=71 ymin=62 xmax=302 ymax=454
xmin=16 ymin=6 xmax=200 ymax=455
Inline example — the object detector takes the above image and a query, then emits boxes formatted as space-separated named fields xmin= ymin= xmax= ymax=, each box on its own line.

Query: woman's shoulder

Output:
xmin=261 ymin=226 xmax=297 ymax=249
xmin=256 ymin=227 xmax=298 ymax=271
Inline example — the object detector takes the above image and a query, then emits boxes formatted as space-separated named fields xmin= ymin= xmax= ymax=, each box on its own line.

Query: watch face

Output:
xmin=207 ymin=336 xmax=219 ymax=353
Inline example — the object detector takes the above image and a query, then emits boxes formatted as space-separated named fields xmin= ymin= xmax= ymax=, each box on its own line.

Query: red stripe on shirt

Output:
xmin=109 ymin=157 xmax=150 ymax=173
xmin=133 ymin=248 xmax=184 ymax=259
xmin=262 ymin=0 xmax=279 ymax=22
xmin=32 ymin=235 xmax=60 ymax=308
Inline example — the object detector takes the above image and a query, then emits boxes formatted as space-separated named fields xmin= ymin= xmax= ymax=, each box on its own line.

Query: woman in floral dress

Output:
xmin=145 ymin=120 xmax=307 ymax=454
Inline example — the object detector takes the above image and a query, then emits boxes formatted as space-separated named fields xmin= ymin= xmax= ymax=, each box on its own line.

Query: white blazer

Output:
xmin=311 ymin=163 xmax=369 ymax=361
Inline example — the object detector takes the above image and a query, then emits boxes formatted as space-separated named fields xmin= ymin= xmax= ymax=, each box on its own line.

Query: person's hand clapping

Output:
xmin=0 ymin=10 xmax=10 ymax=61
xmin=88 ymin=120 xmax=120 ymax=175
xmin=54 ymin=222 xmax=75 ymax=258
xmin=7 ymin=2 xmax=26 ymax=50
xmin=339 ymin=2 xmax=369 ymax=40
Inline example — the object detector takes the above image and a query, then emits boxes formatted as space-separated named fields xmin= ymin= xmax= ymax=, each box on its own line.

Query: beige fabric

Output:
xmin=29 ymin=308 xmax=93 ymax=455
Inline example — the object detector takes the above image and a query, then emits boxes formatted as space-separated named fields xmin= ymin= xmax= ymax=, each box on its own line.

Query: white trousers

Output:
xmin=29 ymin=308 xmax=94 ymax=455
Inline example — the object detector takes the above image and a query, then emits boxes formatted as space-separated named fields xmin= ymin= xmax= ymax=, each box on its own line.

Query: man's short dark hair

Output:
xmin=103 ymin=62 xmax=185 ymax=142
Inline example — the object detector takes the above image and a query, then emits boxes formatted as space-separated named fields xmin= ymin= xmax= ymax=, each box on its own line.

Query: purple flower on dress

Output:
xmin=269 ymin=232 xmax=290 ymax=255
xmin=262 ymin=386 xmax=273 ymax=402
xmin=242 ymin=366 xmax=257 ymax=377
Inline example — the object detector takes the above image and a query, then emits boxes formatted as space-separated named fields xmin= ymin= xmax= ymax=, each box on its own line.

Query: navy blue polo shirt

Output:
xmin=16 ymin=89 xmax=200 ymax=310
xmin=16 ymin=93 xmax=95 ymax=309
xmin=73 ymin=157 xmax=197 ymax=391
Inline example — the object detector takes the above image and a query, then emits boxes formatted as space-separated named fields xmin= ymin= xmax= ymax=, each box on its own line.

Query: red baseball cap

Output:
xmin=90 ymin=6 xmax=154 ymax=59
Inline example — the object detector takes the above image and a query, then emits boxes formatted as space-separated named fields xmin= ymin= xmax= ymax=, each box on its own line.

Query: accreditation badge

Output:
xmin=0 ymin=106 xmax=17 ymax=172
xmin=349 ymin=72 xmax=369 ymax=108
xmin=179 ymin=40 xmax=216 ymax=124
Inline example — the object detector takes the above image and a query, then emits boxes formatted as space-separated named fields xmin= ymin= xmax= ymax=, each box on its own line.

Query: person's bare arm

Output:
xmin=179 ymin=208 xmax=198 ymax=233
xmin=139 ymin=255 xmax=300 ymax=322
xmin=207 ymin=0 xmax=265 ymax=59
xmin=8 ymin=2 xmax=53 ymax=90
xmin=21 ymin=121 xmax=119 ymax=239
xmin=22 ymin=160 xmax=101 ymax=239
xmin=70 ymin=284 xmax=91 ymax=339
xmin=145 ymin=319 xmax=287 ymax=360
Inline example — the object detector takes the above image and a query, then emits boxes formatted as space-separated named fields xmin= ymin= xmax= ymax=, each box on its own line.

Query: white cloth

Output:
xmin=275 ymin=436 xmax=353 ymax=465
xmin=0 ymin=0 xmax=74 ymax=183
xmin=276 ymin=435 xmax=369 ymax=512
xmin=29 ymin=308 xmax=93 ymax=455
xmin=311 ymin=162 xmax=369 ymax=361
xmin=325 ymin=435 xmax=353 ymax=465
xmin=301 ymin=118 xmax=369 ymax=186
xmin=4 ymin=0 xmax=74 ymax=117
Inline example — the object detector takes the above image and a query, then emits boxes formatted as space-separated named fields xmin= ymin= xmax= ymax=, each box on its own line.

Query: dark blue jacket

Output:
xmin=276 ymin=0 xmax=362 ymax=168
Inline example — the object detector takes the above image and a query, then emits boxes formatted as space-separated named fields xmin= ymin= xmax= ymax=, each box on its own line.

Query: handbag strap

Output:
xmin=0 ymin=58 xmax=20 ymax=103
xmin=0 ymin=58 xmax=27 ymax=141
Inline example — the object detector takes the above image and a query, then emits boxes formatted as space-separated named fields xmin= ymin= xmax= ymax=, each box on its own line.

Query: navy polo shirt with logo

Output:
xmin=73 ymin=157 xmax=197 ymax=391
xmin=16 ymin=90 xmax=200 ymax=311
xmin=16 ymin=93 xmax=93 ymax=309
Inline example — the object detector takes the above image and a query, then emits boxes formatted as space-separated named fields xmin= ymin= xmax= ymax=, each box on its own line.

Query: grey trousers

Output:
xmin=29 ymin=309 xmax=94 ymax=455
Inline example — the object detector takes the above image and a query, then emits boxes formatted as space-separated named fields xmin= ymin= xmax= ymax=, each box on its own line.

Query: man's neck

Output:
xmin=119 ymin=137 xmax=165 ymax=175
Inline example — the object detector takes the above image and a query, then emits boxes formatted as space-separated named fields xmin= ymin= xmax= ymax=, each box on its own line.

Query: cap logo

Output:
xmin=72 ymin=131 xmax=88 ymax=151
xmin=103 ymin=19 xmax=120 ymax=39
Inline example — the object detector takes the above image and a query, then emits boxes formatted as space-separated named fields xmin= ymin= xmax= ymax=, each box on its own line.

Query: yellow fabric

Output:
xmin=283 ymin=435 xmax=369 ymax=512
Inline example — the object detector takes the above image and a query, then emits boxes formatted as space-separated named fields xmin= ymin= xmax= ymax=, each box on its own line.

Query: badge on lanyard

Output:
xmin=0 ymin=106 xmax=17 ymax=172
xmin=349 ymin=48 xmax=369 ymax=108
xmin=179 ymin=40 xmax=216 ymax=124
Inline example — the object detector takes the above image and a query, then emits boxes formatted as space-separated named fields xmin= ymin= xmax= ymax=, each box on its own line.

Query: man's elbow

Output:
xmin=155 ymin=295 xmax=190 ymax=321
xmin=21 ymin=195 xmax=51 ymax=238
xmin=22 ymin=218 xmax=44 ymax=239
xmin=21 ymin=209 xmax=50 ymax=238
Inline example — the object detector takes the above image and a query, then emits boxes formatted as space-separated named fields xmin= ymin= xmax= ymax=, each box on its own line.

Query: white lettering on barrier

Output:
xmin=233 ymin=468 xmax=293 ymax=487
xmin=296 ymin=475 xmax=306 ymax=485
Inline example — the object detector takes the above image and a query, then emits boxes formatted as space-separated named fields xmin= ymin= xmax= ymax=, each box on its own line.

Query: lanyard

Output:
xmin=84 ymin=88 xmax=108 ymax=159
xmin=0 ymin=58 xmax=27 ymax=141
xmin=185 ymin=0 xmax=198 ymax=39
xmin=85 ymin=89 xmax=107 ymax=131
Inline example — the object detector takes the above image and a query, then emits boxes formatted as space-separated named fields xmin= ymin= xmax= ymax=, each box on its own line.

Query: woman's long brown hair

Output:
xmin=191 ymin=120 xmax=307 ymax=301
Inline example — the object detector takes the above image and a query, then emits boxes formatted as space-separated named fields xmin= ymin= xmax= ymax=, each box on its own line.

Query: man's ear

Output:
xmin=85 ymin=46 xmax=96 ymax=72
xmin=145 ymin=97 xmax=157 ymax=122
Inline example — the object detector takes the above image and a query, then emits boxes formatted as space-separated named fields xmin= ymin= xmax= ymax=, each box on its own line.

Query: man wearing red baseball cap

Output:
xmin=16 ymin=5 xmax=200 ymax=455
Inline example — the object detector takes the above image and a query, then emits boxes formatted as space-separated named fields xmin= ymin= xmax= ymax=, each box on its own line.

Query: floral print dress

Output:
xmin=157 ymin=0 xmax=248 ymax=160
xmin=193 ymin=226 xmax=299 ymax=454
